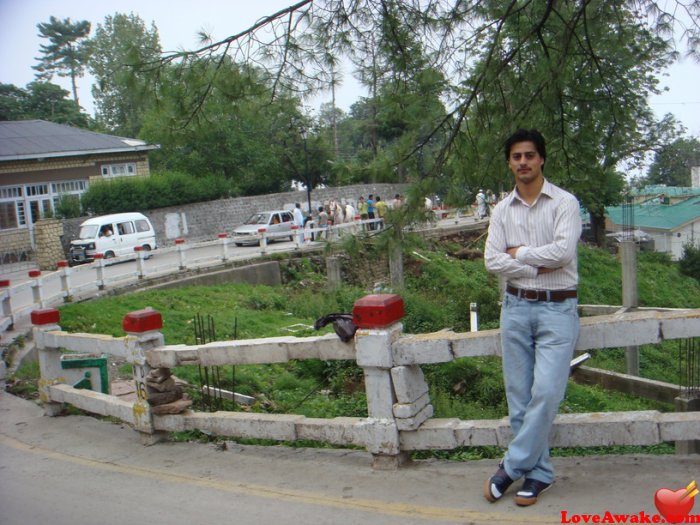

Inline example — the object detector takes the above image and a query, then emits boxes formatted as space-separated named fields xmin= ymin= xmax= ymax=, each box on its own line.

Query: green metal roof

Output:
xmin=606 ymin=195 xmax=700 ymax=231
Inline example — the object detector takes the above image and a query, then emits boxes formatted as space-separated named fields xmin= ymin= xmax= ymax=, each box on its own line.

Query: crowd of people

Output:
xmin=292 ymin=193 xmax=406 ymax=241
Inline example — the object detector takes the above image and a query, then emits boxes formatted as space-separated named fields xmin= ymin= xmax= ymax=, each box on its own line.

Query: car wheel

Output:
xmin=104 ymin=251 xmax=115 ymax=259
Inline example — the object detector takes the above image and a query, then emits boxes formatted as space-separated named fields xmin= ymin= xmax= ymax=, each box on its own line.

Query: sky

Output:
xmin=1 ymin=0 xmax=699 ymax=138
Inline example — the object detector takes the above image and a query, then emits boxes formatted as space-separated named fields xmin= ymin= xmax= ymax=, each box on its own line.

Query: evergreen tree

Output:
xmin=33 ymin=16 xmax=91 ymax=107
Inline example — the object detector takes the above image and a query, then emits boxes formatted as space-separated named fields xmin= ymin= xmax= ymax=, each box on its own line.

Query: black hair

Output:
xmin=504 ymin=129 xmax=546 ymax=163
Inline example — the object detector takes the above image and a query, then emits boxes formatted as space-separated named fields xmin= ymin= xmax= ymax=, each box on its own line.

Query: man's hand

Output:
xmin=506 ymin=246 xmax=520 ymax=258
xmin=537 ymin=266 xmax=559 ymax=274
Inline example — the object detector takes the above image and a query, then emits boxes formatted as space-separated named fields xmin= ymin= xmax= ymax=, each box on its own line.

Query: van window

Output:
xmin=135 ymin=219 xmax=151 ymax=233
xmin=117 ymin=221 xmax=135 ymax=235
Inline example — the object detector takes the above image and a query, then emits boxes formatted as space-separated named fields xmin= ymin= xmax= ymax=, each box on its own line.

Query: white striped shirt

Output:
xmin=484 ymin=179 xmax=582 ymax=290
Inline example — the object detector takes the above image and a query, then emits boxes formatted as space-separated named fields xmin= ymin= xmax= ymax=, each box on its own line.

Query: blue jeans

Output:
xmin=500 ymin=293 xmax=579 ymax=484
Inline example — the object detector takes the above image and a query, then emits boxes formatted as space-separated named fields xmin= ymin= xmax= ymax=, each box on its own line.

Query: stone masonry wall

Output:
xmin=34 ymin=219 xmax=65 ymax=271
xmin=63 ymin=183 xmax=409 ymax=251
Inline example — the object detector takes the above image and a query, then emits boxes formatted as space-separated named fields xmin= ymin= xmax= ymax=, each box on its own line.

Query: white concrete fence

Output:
xmin=33 ymin=294 xmax=700 ymax=469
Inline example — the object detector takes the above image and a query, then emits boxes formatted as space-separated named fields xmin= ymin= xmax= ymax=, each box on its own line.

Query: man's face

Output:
xmin=507 ymin=141 xmax=544 ymax=185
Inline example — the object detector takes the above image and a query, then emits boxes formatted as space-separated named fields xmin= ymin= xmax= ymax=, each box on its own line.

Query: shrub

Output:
xmin=679 ymin=242 xmax=700 ymax=282
xmin=80 ymin=171 xmax=235 ymax=215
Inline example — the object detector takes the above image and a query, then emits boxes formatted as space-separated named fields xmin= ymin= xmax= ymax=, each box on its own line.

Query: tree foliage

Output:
xmin=0 ymin=81 xmax=88 ymax=126
xmin=33 ymin=16 xmax=91 ymax=107
xmin=646 ymin=137 xmax=700 ymax=187
xmin=86 ymin=13 xmax=162 ymax=136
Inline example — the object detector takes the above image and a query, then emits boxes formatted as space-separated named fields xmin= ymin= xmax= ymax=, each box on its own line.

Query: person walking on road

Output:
xmin=483 ymin=128 xmax=582 ymax=507
xmin=293 ymin=203 xmax=305 ymax=243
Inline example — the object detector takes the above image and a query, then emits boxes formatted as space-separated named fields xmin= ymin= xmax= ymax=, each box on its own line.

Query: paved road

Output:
xmin=1 ymin=391 xmax=698 ymax=525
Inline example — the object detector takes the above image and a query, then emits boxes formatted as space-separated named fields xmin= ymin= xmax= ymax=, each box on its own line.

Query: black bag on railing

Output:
xmin=314 ymin=313 xmax=357 ymax=343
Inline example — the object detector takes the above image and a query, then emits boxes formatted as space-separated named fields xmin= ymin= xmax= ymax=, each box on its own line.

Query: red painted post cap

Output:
xmin=122 ymin=308 xmax=163 ymax=333
xmin=94 ymin=253 xmax=104 ymax=259
xmin=175 ymin=239 xmax=185 ymax=245
xmin=218 ymin=232 xmax=228 ymax=238
xmin=291 ymin=225 xmax=299 ymax=230
xmin=57 ymin=260 xmax=69 ymax=268
xmin=134 ymin=245 xmax=143 ymax=251
xmin=352 ymin=294 xmax=404 ymax=329
xmin=31 ymin=308 xmax=60 ymax=325
xmin=28 ymin=269 xmax=41 ymax=278
xmin=0 ymin=279 xmax=10 ymax=287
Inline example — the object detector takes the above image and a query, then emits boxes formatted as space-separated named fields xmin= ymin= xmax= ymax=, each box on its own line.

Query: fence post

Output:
xmin=470 ymin=303 xmax=479 ymax=332
xmin=123 ymin=308 xmax=168 ymax=446
xmin=0 ymin=279 xmax=14 ymax=330
xmin=94 ymin=253 xmax=105 ymax=290
xmin=56 ymin=260 xmax=73 ymax=302
xmin=258 ymin=228 xmax=268 ymax=254
xmin=291 ymin=225 xmax=302 ymax=248
xmin=134 ymin=246 xmax=145 ymax=279
xmin=353 ymin=293 xmax=407 ymax=469
xmin=218 ymin=233 xmax=229 ymax=262
xmin=175 ymin=239 xmax=186 ymax=270
xmin=33 ymin=308 xmax=64 ymax=416
xmin=28 ymin=269 xmax=45 ymax=308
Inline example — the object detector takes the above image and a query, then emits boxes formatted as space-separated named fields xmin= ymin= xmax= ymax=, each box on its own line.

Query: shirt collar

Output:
xmin=508 ymin=178 xmax=554 ymax=206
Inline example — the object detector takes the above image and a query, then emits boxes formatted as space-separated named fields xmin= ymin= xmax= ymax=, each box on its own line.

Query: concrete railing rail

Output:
xmin=33 ymin=296 xmax=700 ymax=469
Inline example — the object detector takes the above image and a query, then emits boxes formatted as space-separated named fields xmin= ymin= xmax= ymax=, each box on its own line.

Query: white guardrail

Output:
xmin=31 ymin=295 xmax=700 ymax=469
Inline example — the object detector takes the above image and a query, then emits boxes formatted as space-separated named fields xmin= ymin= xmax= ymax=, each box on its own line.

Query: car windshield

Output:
xmin=78 ymin=225 xmax=99 ymax=239
xmin=244 ymin=213 xmax=270 ymax=225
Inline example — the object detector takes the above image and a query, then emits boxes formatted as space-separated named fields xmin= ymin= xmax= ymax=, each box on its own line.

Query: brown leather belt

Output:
xmin=506 ymin=285 xmax=577 ymax=302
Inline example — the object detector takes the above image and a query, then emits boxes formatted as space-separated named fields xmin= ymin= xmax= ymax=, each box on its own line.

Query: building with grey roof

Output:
xmin=0 ymin=120 xmax=158 ymax=263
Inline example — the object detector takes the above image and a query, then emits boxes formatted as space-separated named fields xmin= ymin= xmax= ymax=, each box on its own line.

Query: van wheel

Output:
xmin=142 ymin=245 xmax=151 ymax=252
xmin=104 ymin=251 xmax=115 ymax=259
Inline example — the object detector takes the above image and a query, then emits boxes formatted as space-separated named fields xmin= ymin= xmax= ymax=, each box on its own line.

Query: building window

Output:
xmin=0 ymin=202 xmax=18 ymax=229
xmin=0 ymin=180 xmax=87 ymax=230
xmin=101 ymin=163 xmax=136 ymax=178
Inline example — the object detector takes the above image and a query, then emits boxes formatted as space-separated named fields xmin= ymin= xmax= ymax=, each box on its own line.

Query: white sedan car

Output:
xmin=233 ymin=210 xmax=295 ymax=246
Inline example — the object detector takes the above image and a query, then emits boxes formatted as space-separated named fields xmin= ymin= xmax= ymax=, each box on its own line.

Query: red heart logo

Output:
xmin=654 ymin=488 xmax=695 ymax=524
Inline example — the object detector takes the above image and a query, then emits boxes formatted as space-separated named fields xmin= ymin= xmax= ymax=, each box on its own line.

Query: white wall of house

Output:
xmin=647 ymin=219 xmax=700 ymax=260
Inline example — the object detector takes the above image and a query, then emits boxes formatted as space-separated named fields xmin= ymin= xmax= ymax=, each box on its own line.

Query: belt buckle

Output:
xmin=522 ymin=289 xmax=539 ymax=301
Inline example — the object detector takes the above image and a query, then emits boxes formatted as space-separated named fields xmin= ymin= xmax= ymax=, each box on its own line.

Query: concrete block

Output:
xmin=400 ymin=418 xmax=460 ymax=450
xmin=450 ymin=330 xmax=502 ymax=358
xmin=550 ymin=411 xmax=660 ymax=447
xmin=391 ymin=365 xmax=429 ymax=404
xmin=658 ymin=412 xmax=700 ymax=442
xmin=396 ymin=403 xmax=433 ymax=431
xmin=47 ymin=384 xmax=135 ymax=424
xmin=495 ymin=417 xmax=514 ymax=447
xmin=392 ymin=335 xmax=453 ymax=365
xmin=577 ymin=312 xmax=661 ymax=351
xmin=354 ymin=418 xmax=400 ymax=455
xmin=157 ymin=412 xmax=304 ymax=441
xmin=355 ymin=324 xmax=402 ymax=368
xmin=659 ymin=310 xmax=700 ymax=340
xmin=363 ymin=367 xmax=396 ymax=419
xmin=393 ymin=391 xmax=430 ymax=419
xmin=295 ymin=417 xmax=364 ymax=446
xmin=454 ymin=419 xmax=502 ymax=447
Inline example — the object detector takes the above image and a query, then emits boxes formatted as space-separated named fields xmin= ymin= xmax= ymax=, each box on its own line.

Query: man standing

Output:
xmin=293 ymin=202 xmax=305 ymax=243
xmin=483 ymin=129 xmax=582 ymax=507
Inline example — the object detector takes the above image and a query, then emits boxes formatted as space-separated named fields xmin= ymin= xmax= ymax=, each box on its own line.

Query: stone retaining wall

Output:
xmin=62 ymin=183 xmax=408 ymax=254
